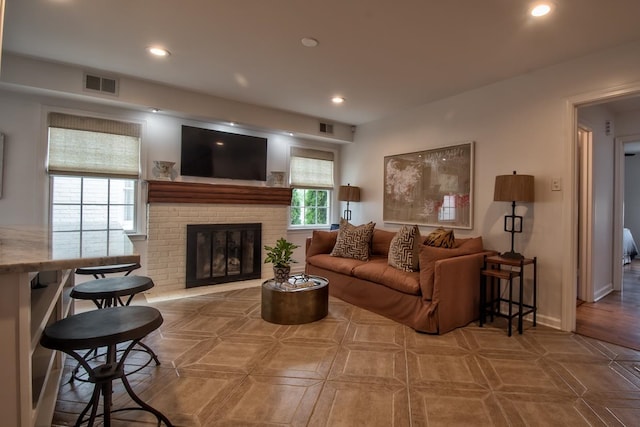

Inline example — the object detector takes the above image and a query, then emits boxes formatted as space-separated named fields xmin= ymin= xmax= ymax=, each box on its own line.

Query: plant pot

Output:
xmin=273 ymin=266 xmax=291 ymax=284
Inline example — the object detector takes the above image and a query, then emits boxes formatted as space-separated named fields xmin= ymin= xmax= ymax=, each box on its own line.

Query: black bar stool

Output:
xmin=70 ymin=276 xmax=160 ymax=381
xmin=75 ymin=262 xmax=141 ymax=279
xmin=71 ymin=275 xmax=154 ymax=308
xmin=41 ymin=306 xmax=173 ymax=426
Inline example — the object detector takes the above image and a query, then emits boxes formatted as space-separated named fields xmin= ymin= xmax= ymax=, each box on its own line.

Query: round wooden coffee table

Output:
xmin=261 ymin=275 xmax=329 ymax=324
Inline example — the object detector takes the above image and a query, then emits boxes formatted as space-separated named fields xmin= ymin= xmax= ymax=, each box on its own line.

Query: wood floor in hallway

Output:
xmin=576 ymin=259 xmax=640 ymax=351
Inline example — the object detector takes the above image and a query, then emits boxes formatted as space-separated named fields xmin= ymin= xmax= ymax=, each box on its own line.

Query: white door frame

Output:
xmin=577 ymin=126 xmax=593 ymax=302
xmin=562 ymin=82 xmax=640 ymax=332
xmin=614 ymin=133 xmax=640 ymax=292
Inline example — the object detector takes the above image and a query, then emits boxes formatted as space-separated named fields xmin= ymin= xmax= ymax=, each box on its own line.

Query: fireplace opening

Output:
xmin=186 ymin=223 xmax=261 ymax=288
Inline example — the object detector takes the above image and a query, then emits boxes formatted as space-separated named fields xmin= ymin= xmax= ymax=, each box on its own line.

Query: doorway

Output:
xmin=574 ymin=115 xmax=640 ymax=350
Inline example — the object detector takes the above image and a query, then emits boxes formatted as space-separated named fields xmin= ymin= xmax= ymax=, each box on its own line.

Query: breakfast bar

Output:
xmin=0 ymin=225 xmax=140 ymax=427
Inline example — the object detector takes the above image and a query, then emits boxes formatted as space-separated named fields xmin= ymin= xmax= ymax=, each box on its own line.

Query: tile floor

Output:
xmin=52 ymin=287 xmax=640 ymax=426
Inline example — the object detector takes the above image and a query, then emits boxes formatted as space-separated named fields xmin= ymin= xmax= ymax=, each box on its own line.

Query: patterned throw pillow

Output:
xmin=330 ymin=220 xmax=375 ymax=260
xmin=388 ymin=225 xmax=421 ymax=272
xmin=423 ymin=228 xmax=455 ymax=248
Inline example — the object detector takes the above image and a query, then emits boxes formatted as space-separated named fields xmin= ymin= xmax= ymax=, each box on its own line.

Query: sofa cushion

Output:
xmin=419 ymin=236 xmax=484 ymax=300
xmin=307 ymin=230 xmax=338 ymax=257
xmin=352 ymin=258 xmax=421 ymax=295
xmin=371 ymin=229 xmax=396 ymax=256
xmin=455 ymin=236 xmax=484 ymax=252
xmin=330 ymin=220 xmax=375 ymax=261
xmin=307 ymin=253 xmax=366 ymax=275
xmin=424 ymin=228 xmax=455 ymax=248
xmin=388 ymin=224 xmax=421 ymax=272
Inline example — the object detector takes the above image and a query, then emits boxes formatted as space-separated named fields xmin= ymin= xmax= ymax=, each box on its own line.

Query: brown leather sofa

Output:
xmin=305 ymin=229 xmax=495 ymax=334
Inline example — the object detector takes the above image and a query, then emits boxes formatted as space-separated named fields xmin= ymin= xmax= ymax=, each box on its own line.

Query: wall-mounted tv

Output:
xmin=180 ymin=125 xmax=267 ymax=181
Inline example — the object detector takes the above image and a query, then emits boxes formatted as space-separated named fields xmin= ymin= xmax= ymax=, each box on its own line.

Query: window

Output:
xmin=290 ymin=189 xmax=330 ymax=226
xmin=289 ymin=147 xmax=334 ymax=227
xmin=51 ymin=176 xmax=136 ymax=232
xmin=47 ymin=113 xmax=141 ymax=234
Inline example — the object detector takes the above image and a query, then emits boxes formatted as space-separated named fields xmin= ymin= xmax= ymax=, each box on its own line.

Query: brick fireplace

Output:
xmin=145 ymin=181 xmax=292 ymax=295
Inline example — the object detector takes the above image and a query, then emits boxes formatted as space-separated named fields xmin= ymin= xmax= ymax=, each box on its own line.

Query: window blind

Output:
xmin=47 ymin=113 xmax=141 ymax=178
xmin=289 ymin=147 xmax=334 ymax=189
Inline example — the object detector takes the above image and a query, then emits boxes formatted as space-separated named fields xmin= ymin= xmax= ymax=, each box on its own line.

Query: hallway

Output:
xmin=576 ymin=259 xmax=640 ymax=351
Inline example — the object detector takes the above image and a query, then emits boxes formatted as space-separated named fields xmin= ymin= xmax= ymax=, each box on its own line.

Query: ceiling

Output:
xmin=3 ymin=0 xmax=640 ymax=125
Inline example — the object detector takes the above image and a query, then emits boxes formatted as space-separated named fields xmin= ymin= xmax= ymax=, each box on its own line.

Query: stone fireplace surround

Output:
xmin=144 ymin=181 xmax=292 ymax=296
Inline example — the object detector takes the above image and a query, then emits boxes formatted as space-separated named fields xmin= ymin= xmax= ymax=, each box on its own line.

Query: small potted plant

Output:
xmin=264 ymin=238 xmax=300 ymax=283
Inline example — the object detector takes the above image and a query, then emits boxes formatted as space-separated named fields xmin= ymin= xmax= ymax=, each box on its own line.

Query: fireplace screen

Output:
xmin=186 ymin=223 xmax=261 ymax=288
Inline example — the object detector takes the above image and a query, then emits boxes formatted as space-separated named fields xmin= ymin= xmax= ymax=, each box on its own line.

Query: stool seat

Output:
xmin=41 ymin=306 xmax=171 ymax=426
xmin=71 ymin=276 xmax=154 ymax=308
xmin=75 ymin=262 xmax=141 ymax=279
xmin=41 ymin=306 xmax=162 ymax=351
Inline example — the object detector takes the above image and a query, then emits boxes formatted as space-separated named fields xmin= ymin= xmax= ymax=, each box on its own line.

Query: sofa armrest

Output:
xmin=432 ymin=251 xmax=496 ymax=334
xmin=305 ymin=230 xmax=339 ymax=259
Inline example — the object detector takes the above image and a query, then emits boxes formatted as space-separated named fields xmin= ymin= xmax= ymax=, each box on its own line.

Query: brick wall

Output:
xmin=146 ymin=203 xmax=289 ymax=294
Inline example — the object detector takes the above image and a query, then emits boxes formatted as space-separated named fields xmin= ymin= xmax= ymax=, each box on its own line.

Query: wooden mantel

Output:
xmin=147 ymin=180 xmax=293 ymax=205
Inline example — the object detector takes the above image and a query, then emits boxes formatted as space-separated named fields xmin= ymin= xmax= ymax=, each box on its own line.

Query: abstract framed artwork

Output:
xmin=383 ymin=141 xmax=474 ymax=229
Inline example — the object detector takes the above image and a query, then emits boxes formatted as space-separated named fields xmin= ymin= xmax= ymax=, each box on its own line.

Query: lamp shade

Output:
xmin=338 ymin=185 xmax=361 ymax=202
xmin=494 ymin=171 xmax=534 ymax=202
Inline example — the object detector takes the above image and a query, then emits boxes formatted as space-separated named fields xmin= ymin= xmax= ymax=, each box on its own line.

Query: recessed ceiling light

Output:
xmin=150 ymin=108 xmax=160 ymax=113
xmin=332 ymin=96 xmax=345 ymax=104
xmin=530 ymin=3 xmax=552 ymax=17
xmin=146 ymin=46 xmax=171 ymax=57
xmin=301 ymin=37 xmax=319 ymax=48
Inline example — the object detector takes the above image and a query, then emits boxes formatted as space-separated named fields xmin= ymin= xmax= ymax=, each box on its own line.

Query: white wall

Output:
xmin=1 ymin=53 xmax=355 ymax=143
xmin=0 ymin=87 xmax=340 ymax=282
xmin=0 ymin=90 xmax=47 ymax=224
xmin=0 ymin=88 xmax=339 ymax=215
xmin=343 ymin=40 xmax=640 ymax=328
xmin=616 ymin=109 xmax=640 ymax=137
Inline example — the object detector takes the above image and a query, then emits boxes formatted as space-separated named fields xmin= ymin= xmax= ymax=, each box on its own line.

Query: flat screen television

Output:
xmin=180 ymin=125 xmax=267 ymax=181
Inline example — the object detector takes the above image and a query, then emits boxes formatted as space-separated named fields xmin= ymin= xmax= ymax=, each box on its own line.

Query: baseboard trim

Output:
xmin=594 ymin=283 xmax=614 ymax=302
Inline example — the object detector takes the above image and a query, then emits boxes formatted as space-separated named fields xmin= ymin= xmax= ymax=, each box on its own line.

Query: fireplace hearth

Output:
xmin=186 ymin=223 xmax=261 ymax=288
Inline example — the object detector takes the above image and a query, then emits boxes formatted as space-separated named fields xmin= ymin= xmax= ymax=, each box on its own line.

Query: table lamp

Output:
xmin=338 ymin=184 xmax=360 ymax=221
xmin=494 ymin=171 xmax=534 ymax=259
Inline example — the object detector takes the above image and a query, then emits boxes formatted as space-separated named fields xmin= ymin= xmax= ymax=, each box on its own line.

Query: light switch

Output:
xmin=552 ymin=178 xmax=562 ymax=191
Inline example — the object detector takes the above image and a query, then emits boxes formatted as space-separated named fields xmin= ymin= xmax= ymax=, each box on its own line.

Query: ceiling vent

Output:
xmin=319 ymin=122 xmax=334 ymax=135
xmin=83 ymin=72 xmax=119 ymax=96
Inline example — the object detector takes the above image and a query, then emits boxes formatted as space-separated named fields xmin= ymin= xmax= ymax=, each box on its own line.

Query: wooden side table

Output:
xmin=261 ymin=275 xmax=329 ymax=324
xmin=479 ymin=255 xmax=537 ymax=336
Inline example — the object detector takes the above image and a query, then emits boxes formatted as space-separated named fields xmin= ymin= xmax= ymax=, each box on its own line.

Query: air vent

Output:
xmin=83 ymin=73 xmax=119 ymax=96
xmin=319 ymin=122 xmax=334 ymax=134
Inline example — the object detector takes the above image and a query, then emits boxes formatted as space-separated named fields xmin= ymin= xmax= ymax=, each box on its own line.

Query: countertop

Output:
xmin=0 ymin=225 xmax=140 ymax=273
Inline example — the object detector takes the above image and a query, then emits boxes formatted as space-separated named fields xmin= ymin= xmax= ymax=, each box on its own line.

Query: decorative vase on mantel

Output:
xmin=152 ymin=160 xmax=175 ymax=181
xmin=273 ymin=266 xmax=291 ymax=284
